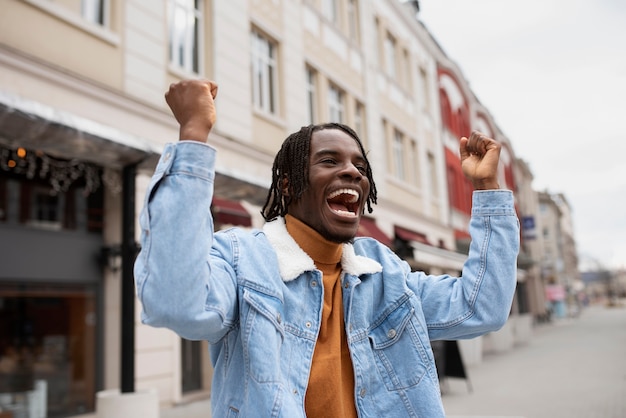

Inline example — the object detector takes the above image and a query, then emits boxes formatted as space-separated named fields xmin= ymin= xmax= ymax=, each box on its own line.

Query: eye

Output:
xmin=355 ymin=163 xmax=367 ymax=174
xmin=321 ymin=158 xmax=337 ymax=165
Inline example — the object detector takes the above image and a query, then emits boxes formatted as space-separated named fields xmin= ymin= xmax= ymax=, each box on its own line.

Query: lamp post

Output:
xmin=121 ymin=164 xmax=137 ymax=394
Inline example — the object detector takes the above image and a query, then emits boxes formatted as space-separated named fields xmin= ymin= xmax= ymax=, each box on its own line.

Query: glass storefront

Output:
xmin=1 ymin=145 xmax=104 ymax=417
xmin=0 ymin=283 xmax=97 ymax=417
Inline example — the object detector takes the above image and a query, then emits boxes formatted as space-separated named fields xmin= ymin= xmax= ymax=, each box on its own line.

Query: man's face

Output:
xmin=287 ymin=128 xmax=370 ymax=243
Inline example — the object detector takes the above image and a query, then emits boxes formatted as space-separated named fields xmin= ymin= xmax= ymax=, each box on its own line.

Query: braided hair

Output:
xmin=261 ymin=123 xmax=377 ymax=221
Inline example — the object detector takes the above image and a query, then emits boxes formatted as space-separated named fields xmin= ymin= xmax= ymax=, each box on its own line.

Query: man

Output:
xmin=135 ymin=79 xmax=519 ymax=417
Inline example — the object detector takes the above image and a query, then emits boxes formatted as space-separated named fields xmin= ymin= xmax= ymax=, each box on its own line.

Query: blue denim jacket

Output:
xmin=135 ymin=141 xmax=520 ymax=417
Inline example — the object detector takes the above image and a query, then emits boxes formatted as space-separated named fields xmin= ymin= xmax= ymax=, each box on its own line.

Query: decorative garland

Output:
xmin=0 ymin=145 xmax=101 ymax=195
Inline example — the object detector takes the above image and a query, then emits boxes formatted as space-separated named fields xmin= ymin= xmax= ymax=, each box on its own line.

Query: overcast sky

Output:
xmin=417 ymin=0 xmax=626 ymax=271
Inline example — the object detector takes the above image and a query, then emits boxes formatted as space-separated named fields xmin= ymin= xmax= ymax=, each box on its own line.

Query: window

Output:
xmin=29 ymin=185 xmax=64 ymax=230
xmin=409 ymin=139 xmax=419 ymax=186
xmin=0 ymin=283 xmax=98 ymax=417
xmin=305 ymin=67 xmax=317 ymax=124
xmin=169 ymin=0 xmax=202 ymax=74
xmin=393 ymin=129 xmax=405 ymax=180
xmin=354 ymin=102 xmax=365 ymax=140
xmin=322 ymin=0 xmax=338 ymax=24
xmin=0 ymin=146 xmax=103 ymax=233
xmin=81 ymin=0 xmax=107 ymax=25
xmin=347 ymin=0 xmax=359 ymax=42
xmin=427 ymin=152 xmax=437 ymax=196
xmin=182 ymin=339 xmax=202 ymax=392
xmin=328 ymin=84 xmax=345 ymax=123
xmin=401 ymin=48 xmax=411 ymax=90
xmin=384 ymin=33 xmax=396 ymax=78
xmin=419 ymin=68 xmax=429 ymax=112
xmin=251 ymin=30 xmax=278 ymax=115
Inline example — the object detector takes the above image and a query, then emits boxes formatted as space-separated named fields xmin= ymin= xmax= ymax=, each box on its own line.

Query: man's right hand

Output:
xmin=165 ymin=79 xmax=218 ymax=143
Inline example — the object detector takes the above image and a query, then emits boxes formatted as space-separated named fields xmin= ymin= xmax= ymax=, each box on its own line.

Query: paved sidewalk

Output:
xmin=161 ymin=303 xmax=626 ymax=418
xmin=442 ymin=303 xmax=626 ymax=418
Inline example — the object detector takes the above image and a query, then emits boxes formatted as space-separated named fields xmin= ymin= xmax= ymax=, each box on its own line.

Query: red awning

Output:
xmin=394 ymin=225 xmax=431 ymax=246
xmin=357 ymin=216 xmax=392 ymax=247
xmin=211 ymin=197 xmax=252 ymax=227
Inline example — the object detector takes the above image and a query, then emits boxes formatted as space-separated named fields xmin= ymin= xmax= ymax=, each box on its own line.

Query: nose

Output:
xmin=339 ymin=162 xmax=363 ymax=181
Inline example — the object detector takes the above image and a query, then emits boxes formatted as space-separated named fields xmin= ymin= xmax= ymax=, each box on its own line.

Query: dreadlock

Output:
xmin=261 ymin=122 xmax=378 ymax=221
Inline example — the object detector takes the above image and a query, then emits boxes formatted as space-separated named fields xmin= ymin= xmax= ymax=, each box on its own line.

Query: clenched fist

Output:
xmin=460 ymin=131 xmax=501 ymax=190
xmin=165 ymin=79 xmax=218 ymax=143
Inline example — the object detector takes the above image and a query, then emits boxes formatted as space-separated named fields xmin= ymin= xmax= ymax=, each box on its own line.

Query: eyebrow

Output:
xmin=313 ymin=148 xmax=367 ymax=163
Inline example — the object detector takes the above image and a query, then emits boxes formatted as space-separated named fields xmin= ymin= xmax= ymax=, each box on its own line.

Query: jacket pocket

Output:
xmin=242 ymin=287 xmax=285 ymax=383
xmin=368 ymin=300 xmax=431 ymax=391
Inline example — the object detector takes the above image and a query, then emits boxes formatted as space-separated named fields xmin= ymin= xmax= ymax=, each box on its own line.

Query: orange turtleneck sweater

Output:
xmin=285 ymin=215 xmax=357 ymax=418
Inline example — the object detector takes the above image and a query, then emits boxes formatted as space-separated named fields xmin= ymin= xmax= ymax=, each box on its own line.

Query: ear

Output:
xmin=281 ymin=176 xmax=290 ymax=197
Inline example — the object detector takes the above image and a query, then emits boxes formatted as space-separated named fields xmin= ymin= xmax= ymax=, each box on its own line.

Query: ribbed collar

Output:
xmin=285 ymin=215 xmax=342 ymax=266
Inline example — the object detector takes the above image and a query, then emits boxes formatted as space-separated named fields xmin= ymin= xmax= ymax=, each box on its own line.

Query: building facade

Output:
xmin=0 ymin=0 xmax=571 ymax=416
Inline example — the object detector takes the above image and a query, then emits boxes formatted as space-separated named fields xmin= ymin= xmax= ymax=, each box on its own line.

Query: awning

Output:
xmin=0 ymin=90 xmax=161 ymax=169
xmin=357 ymin=216 xmax=392 ymax=247
xmin=395 ymin=225 xmax=431 ymax=246
xmin=211 ymin=197 xmax=252 ymax=227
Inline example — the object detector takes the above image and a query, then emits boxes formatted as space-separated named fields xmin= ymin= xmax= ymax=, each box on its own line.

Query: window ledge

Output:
xmin=252 ymin=107 xmax=286 ymax=128
xmin=24 ymin=0 xmax=120 ymax=46
xmin=386 ymin=174 xmax=422 ymax=195
xmin=167 ymin=63 xmax=201 ymax=80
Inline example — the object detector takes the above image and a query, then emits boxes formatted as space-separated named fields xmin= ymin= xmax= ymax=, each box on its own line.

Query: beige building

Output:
xmin=538 ymin=191 xmax=581 ymax=318
xmin=0 ymin=0 xmax=565 ymax=416
xmin=515 ymin=159 xmax=550 ymax=321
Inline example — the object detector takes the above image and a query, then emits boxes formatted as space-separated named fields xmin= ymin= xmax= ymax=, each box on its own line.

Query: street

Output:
xmin=443 ymin=303 xmax=626 ymax=418
xmin=161 ymin=303 xmax=626 ymax=418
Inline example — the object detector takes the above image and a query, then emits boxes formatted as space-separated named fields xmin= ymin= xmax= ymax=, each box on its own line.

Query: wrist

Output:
xmin=179 ymin=123 xmax=212 ymax=143
xmin=472 ymin=180 xmax=500 ymax=190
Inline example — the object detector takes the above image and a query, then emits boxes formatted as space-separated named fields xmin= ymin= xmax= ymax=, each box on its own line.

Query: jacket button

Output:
xmin=344 ymin=282 xmax=349 ymax=288
xmin=276 ymin=313 xmax=282 ymax=324
xmin=305 ymin=322 xmax=312 ymax=328
xmin=359 ymin=388 xmax=366 ymax=397
xmin=387 ymin=329 xmax=397 ymax=339
xmin=311 ymin=281 xmax=318 ymax=287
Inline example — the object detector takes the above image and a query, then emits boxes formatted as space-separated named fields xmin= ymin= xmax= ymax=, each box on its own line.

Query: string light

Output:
xmin=0 ymin=145 xmax=101 ymax=195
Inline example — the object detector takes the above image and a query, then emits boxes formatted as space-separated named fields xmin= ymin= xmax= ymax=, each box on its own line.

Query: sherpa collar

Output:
xmin=262 ymin=217 xmax=383 ymax=282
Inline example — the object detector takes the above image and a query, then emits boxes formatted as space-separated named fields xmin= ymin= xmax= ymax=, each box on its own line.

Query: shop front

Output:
xmin=0 ymin=92 xmax=159 ymax=417
xmin=0 ymin=145 xmax=104 ymax=417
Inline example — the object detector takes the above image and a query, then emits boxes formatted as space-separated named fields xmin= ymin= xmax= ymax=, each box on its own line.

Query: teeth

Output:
xmin=327 ymin=188 xmax=359 ymax=203
xmin=332 ymin=209 xmax=358 ymax=218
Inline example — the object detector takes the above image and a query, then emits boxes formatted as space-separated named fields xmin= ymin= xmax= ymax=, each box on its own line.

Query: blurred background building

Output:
xmin=0 ymin=0 xmax=592 ymax=416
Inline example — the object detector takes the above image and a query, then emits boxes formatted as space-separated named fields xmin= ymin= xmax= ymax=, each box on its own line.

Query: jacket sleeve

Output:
xmin=412 ymin=190 xmax=520 ymax=340
xmin=134 ymin=141 xmax=238 ymax=342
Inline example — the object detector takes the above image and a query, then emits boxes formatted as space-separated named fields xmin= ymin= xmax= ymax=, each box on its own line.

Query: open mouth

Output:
xmin=326 ymin=188 xmax=360 ymax=218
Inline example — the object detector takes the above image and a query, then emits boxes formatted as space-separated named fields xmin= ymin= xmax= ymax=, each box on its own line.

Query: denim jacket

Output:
xmin=135 ymin=141 xmax=520 ymax=417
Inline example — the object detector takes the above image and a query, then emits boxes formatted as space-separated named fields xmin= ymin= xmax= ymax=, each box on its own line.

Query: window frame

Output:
xmin=250 ymin=29 xmax=279 ymax=115
xmin=347 ymin=0 xmax=360 ymax=42
xmin=419 ymin=67 xmax=431 ymax=114
xmin=168 ymin=0 xmax=203 ymax=75
xmin=23 ymin=0 xmax=119 ymax=44
xmin=354 ymin=101 xmax=365 ymax=141
xmin=409 ymin=138 xmax=419 ymax=187
xmin=328 ymin=83 xmax=345 ymax=123
xmin=322 ymin=0 xmax=338 ymax=24
xmin=81 ymin=0 xmax=108 ymax=26
xmin=384 ymin=32 xmax=397 ymax=79
xmin=392 ymin=129 xmax=405 ymax=181
xmin=305 ymin=66 xmax=318 ymax=124
xmin=427 ymin=152 xmax=438 ymax=197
